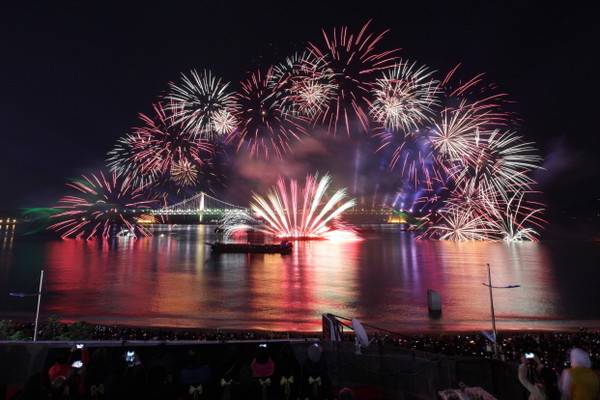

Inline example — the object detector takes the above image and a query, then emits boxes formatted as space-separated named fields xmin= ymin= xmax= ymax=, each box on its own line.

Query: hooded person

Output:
xmin=558 ymin=348 xmax=600 ymax=399
xmin=302 ymin=344 xmax=331 ymax=400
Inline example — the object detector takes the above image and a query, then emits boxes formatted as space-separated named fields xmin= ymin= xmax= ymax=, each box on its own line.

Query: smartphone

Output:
xmin=71 ymin=360 xmax=83 ymax=368
xmin=125 ymin=350 xmax=135 ymax=363
xmin=525 ymin=352 xmax=535 ymax=359
xmin=76 ymin=344 xmax=84 ymax=349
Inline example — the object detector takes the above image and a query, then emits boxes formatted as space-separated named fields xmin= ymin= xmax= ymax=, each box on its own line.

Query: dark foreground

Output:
xmin=1 ymin=339 xmax=520 ymax=400
xmin=2 ymin=322 xmax=600 ymax=399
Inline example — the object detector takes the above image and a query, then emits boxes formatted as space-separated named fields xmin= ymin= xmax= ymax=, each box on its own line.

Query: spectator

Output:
xmin=274 ymin=343 xmax=301 ymax=400
xmin=215 ymin=344 xmax=243 ymax=400
xmin=337 ymin=387 xmax=356 ymax=400
xmin=179 ymin=348 xmax=214 ymax=399
xmin=250 ymin=344 xmax=275 ymax=400
xmin=517 ymin=354 xmax=547 ymax=400
xmin=302 ymin=344 xmax=331 ymax=400
xmin=558 ymin=348 xmax=600 ymax=399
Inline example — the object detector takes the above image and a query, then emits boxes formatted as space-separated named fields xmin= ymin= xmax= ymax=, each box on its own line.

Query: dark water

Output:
xmin=1 ymin=224 xmax=600 ymax=333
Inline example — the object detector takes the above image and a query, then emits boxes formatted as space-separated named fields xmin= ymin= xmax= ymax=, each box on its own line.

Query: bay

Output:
xmin=1 ymin=224 xmax=599 ymax=333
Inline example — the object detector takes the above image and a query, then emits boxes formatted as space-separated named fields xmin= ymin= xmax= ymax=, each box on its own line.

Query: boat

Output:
xmin=208 ymin=241 xmax=293 ymax=254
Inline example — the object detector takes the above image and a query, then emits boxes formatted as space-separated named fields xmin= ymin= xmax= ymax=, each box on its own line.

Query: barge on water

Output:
xmin=208 ymin=241 xmax=293 ymax=254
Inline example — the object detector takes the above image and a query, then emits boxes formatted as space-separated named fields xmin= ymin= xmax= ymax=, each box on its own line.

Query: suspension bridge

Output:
xmin=149 ymin=192 xmax=420 ymax=224
xmin=150 ymin=192 xmax=249 ymax=221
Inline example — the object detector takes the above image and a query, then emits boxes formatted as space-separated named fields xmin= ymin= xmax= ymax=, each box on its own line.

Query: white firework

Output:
xmin=370 ymin=60 xmax=440 ymax=133
xmin=166 ymin=69 xmax=238 ymax=140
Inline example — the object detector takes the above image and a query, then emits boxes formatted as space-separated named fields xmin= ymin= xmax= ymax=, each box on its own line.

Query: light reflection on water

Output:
xmin=1 ymin=224 xmax=599 ymax=332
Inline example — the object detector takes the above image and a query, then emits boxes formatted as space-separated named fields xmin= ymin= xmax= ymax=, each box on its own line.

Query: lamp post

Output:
xmin=9 ymin=269 xmax=45 ymax=341
xmin=482 ymin=263 xmax=519 ymax=359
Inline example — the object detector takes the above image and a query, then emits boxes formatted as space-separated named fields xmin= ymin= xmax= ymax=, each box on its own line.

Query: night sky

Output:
xmin=0 ymin=1 xmax=598 ymax=215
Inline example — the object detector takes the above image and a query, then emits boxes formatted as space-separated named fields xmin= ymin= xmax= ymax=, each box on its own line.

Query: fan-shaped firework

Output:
xmin=370 ymin=60 xmax=440 ymax=133
xmin=271 ymin=52 xmax=337 ymax=118
xmin=107 ymin=102 xmax=214 ymax=189
xmin=48 ymin=171 xmax=159 ymax=239
xmin=231 ymin=68 xmax=309 ymax=159
xmin=166 ymin=69 xmax=238 ymax=139
xmin=226 ymin=174 xmax=358 ymax=240
xmin=307 ymin=20 xmax=401 ymax=136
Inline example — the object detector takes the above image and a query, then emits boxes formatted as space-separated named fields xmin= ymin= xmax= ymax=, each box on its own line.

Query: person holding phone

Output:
xmin=518 ymin=353 xmax=548 ymax=400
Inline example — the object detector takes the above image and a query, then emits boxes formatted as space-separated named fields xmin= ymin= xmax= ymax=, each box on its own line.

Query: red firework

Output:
xmin=307 ymin=20 xmax=401 ymax=136
xmin=107 ymin=102 xmax=214 ymax=188
xmin=229 ymin=68 xmax=309 ymax=159
xmin=48 ymin=171 xmax=160 ymax=239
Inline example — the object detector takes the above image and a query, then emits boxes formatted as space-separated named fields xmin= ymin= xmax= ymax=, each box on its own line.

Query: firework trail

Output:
xmin=370 ymin=60 xmax=440 ymax=134
xmin=485 ymin=191 xmax=546 ymax=242
xmin=440 ymin=64 xmax=515 ymax=127
xmin=166 ymin=69 xmax=239 ymax=139
xmin=230 ymin=68 xmax=309 ymax=159
xmin=307 ymin=20 xmax=401 ymax=136
xmin=48 ymin=171 xmax=159 ymax=239
xmin=374 ymin=130 xmax=447 ymax=206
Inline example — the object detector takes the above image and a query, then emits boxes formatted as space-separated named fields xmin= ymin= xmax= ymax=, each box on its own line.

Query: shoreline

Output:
xmin=2 ymin=317 xmax=598 ymax=340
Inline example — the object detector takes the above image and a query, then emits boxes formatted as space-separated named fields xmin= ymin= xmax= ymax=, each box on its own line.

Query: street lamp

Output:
xmin=9 ymin=269 xmax=45 ymax=341
xmin=482 ymin=263 xmax=519 ymax=359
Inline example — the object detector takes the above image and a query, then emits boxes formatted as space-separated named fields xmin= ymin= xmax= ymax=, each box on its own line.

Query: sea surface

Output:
xmin=1 ymin=224 xmax=600 ymax=333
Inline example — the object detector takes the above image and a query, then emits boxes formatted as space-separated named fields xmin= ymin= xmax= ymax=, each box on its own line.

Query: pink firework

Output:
xmin=440 ymin=64 xmax=515 ymax=128
xmin=307 ymin=20 xmax=401 ymax=136
xmin=48 ymin=171 xmax=159 ymax=239
xmin=271 ymin=52 xmax=337 ymax=119
xmin=224 ymin=174 xmax=359 ymax=240
xmin=230 ymin=68 xmax=309 ymax=159
xmin=107 ymin=102 xmax=214 ymax=189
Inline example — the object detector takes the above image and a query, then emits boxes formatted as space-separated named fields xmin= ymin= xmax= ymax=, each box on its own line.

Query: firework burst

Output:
xmin=307 ymin=20 xmax=401 ymax=136
xmin=271 ymin=52 xmax=337 ymax=118
xmin=166 ymin=69 xmax=239 ymax=139
xmin=230 ymin=68 xmax=309 ymax=159
xmin=370 ymin=60 xmax=440 ymax=133
xmin=48 ymin=171 xmax=159 ymax=239
xmin=107 ymin=102 xmax=214 ymax=190
xmin=426 ymin=105 xmax=488 ymax=164
xmin=450 ymin=129 xmax=543 ymax=194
